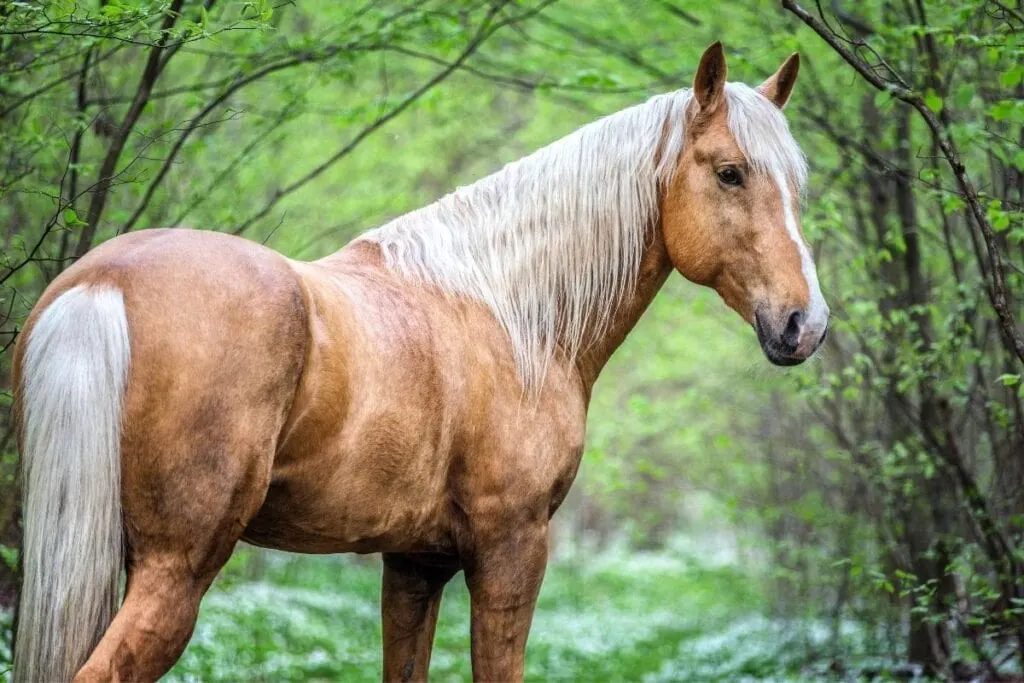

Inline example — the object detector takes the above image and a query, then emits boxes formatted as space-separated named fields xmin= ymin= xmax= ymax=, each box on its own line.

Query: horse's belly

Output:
xmin=242 ymin=490 xmax=452 ymax=555
xmin=242 ymin=438 xmax=455 ymax=556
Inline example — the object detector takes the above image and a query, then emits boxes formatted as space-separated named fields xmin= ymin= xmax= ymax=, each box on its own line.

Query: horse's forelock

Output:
xmin=723 ymin=82 xmax=808 ymax=193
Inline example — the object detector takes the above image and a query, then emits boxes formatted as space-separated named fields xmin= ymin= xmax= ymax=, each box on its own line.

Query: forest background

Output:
xmin=1 ymin=0 xmax=1023 ymax=679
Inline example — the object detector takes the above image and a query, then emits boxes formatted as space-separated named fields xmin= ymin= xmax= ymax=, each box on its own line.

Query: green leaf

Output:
xmin=990 ymin=99 xmax=1023 ymax=122
xmin=942 ymin=195 xmax=966 ymax=214
xmin=924 ymin=89 xmax=943 ymax=114
xmin=998 ymin=373 xmax=1021 ymax=387
xmin=100 ymin=4 xmax=122 ymax=20
xmin=63 ymin=208 xmax=85 ymax=227
xmin=0 ymin=544 xmax=16 ymax=571
xmin=1000 ymin=65 xmax=1024 ymax=89
xmin=954 ymin=84 xmax=974 ymax=108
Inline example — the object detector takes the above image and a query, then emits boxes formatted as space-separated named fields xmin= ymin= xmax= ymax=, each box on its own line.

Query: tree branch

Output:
xmin=230 ymin=0 xmax=548 ymax=236
xmin=74 ymin=0 xmax=187 ymax=258
xmin=782 ymin=0 xmax=1024 ymax=366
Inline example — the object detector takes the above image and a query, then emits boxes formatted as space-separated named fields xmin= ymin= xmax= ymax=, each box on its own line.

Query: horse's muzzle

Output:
xmin=754 ymin=308 xmax=828 ymax=366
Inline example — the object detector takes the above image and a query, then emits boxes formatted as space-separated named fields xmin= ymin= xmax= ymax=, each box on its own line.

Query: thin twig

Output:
xmin=782 ymin=0 xmax=1024 ymax=366
xmin=230 ymin=0 xmax=553 ymax=236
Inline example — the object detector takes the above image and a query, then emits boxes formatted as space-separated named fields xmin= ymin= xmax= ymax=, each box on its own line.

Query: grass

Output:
xmin=163 ymin=547 xmax=843 ymax=682
xmin=0 ymin=546 xmax=884 ymax=682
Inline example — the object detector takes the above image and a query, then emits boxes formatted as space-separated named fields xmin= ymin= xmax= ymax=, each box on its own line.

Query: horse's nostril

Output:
xmin=781 ymin=310 xmax=804 ymax=350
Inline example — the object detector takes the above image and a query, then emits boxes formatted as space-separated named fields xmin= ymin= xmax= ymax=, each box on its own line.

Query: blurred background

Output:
xmin=0 ymin=0 xmax=1022 ymax=679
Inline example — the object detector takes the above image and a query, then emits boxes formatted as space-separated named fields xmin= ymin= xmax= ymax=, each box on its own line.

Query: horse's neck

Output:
xmin=330 ymin=227 xmax=672 ymax=395
xmin=573 ymin=233 xmax=672 ymax=393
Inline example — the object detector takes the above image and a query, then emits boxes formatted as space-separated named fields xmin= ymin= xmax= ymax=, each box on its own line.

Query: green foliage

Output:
xmin=164 ymin=548 xmax=867 ymax=682
xmin=0 ymin=0 xmax=1022 ymax=677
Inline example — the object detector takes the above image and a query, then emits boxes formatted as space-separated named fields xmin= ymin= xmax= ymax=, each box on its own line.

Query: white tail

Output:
xmin=13 ymin=286 xmax=130 ymax=683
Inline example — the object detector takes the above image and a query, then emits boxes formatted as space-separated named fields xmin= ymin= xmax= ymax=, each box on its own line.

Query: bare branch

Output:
xmin=74 ymin=0 xmax=187 ymax=257
xmin=230 ymin=0 xmax=551 ymax=236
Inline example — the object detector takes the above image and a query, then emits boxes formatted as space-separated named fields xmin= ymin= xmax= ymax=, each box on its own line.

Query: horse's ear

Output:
xmin=757 ymin=52 xmax=800 ymax=109
xmin=693 ymin=41 xmax=727 ymax=114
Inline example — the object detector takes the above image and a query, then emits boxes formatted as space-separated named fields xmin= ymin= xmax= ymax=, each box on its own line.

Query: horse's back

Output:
xmin=27 ymin=228 xmax=308 ymax=352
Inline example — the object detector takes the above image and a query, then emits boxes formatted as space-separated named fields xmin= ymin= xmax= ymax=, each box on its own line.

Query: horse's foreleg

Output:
xmin=381 ymin=553 xmax=458 ymax=682
xmin=464 ymin=522 xmax=548 ymax=682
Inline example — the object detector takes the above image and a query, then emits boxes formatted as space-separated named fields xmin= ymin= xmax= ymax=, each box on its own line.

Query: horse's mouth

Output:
xmin=760 ymin=343 xmax=806 ymax=367
xmin=754 ymin=313 xmax=807 ymax=367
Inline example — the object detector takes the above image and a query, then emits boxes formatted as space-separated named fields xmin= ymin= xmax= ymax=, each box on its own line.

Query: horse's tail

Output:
xmin=13 ymin=285 xmax=130 ymax=683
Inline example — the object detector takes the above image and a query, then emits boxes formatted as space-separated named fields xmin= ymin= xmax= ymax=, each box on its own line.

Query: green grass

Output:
xmin=163 ymin=548 xmax=849 ymax=682
xmin=0 ymin=547 xmax=879 ymax=682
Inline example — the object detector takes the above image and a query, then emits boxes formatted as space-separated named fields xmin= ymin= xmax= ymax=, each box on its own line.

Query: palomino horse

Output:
xmin=13 ymin=42 xmax=828 ymax=682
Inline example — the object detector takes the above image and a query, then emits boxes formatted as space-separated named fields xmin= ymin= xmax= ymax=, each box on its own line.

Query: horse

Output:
xmin=11 ymin=42 xmax=828 ymax=682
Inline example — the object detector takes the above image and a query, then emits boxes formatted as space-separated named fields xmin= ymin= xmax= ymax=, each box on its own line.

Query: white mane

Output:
xmin=358 ymin=83 xmax=806 ymax=389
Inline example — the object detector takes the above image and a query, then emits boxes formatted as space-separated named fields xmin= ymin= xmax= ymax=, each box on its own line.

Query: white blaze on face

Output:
xmin=773 ymin=171 xmax=829 ymax=349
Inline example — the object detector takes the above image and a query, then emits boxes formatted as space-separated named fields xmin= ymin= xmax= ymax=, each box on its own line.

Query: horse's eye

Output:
xmin=717 ymin=167 xmax=742 ymax=187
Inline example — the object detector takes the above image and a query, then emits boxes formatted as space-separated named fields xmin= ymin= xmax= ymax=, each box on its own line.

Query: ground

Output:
xmin=158 ymin=546 xmax=881 ymax=682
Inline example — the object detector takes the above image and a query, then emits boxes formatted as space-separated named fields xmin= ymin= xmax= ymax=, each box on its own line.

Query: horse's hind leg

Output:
xmin=73 ymin=561 xmax=212 ymax=683
xmin=381 ymin=553 xmax=459 ymax=682
xmin=73 ymin=432 xmax=275 ymax=683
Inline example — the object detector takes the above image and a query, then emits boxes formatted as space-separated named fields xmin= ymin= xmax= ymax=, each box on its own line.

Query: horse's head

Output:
xmin=662 ymin=42 xmax=828 ymax=366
